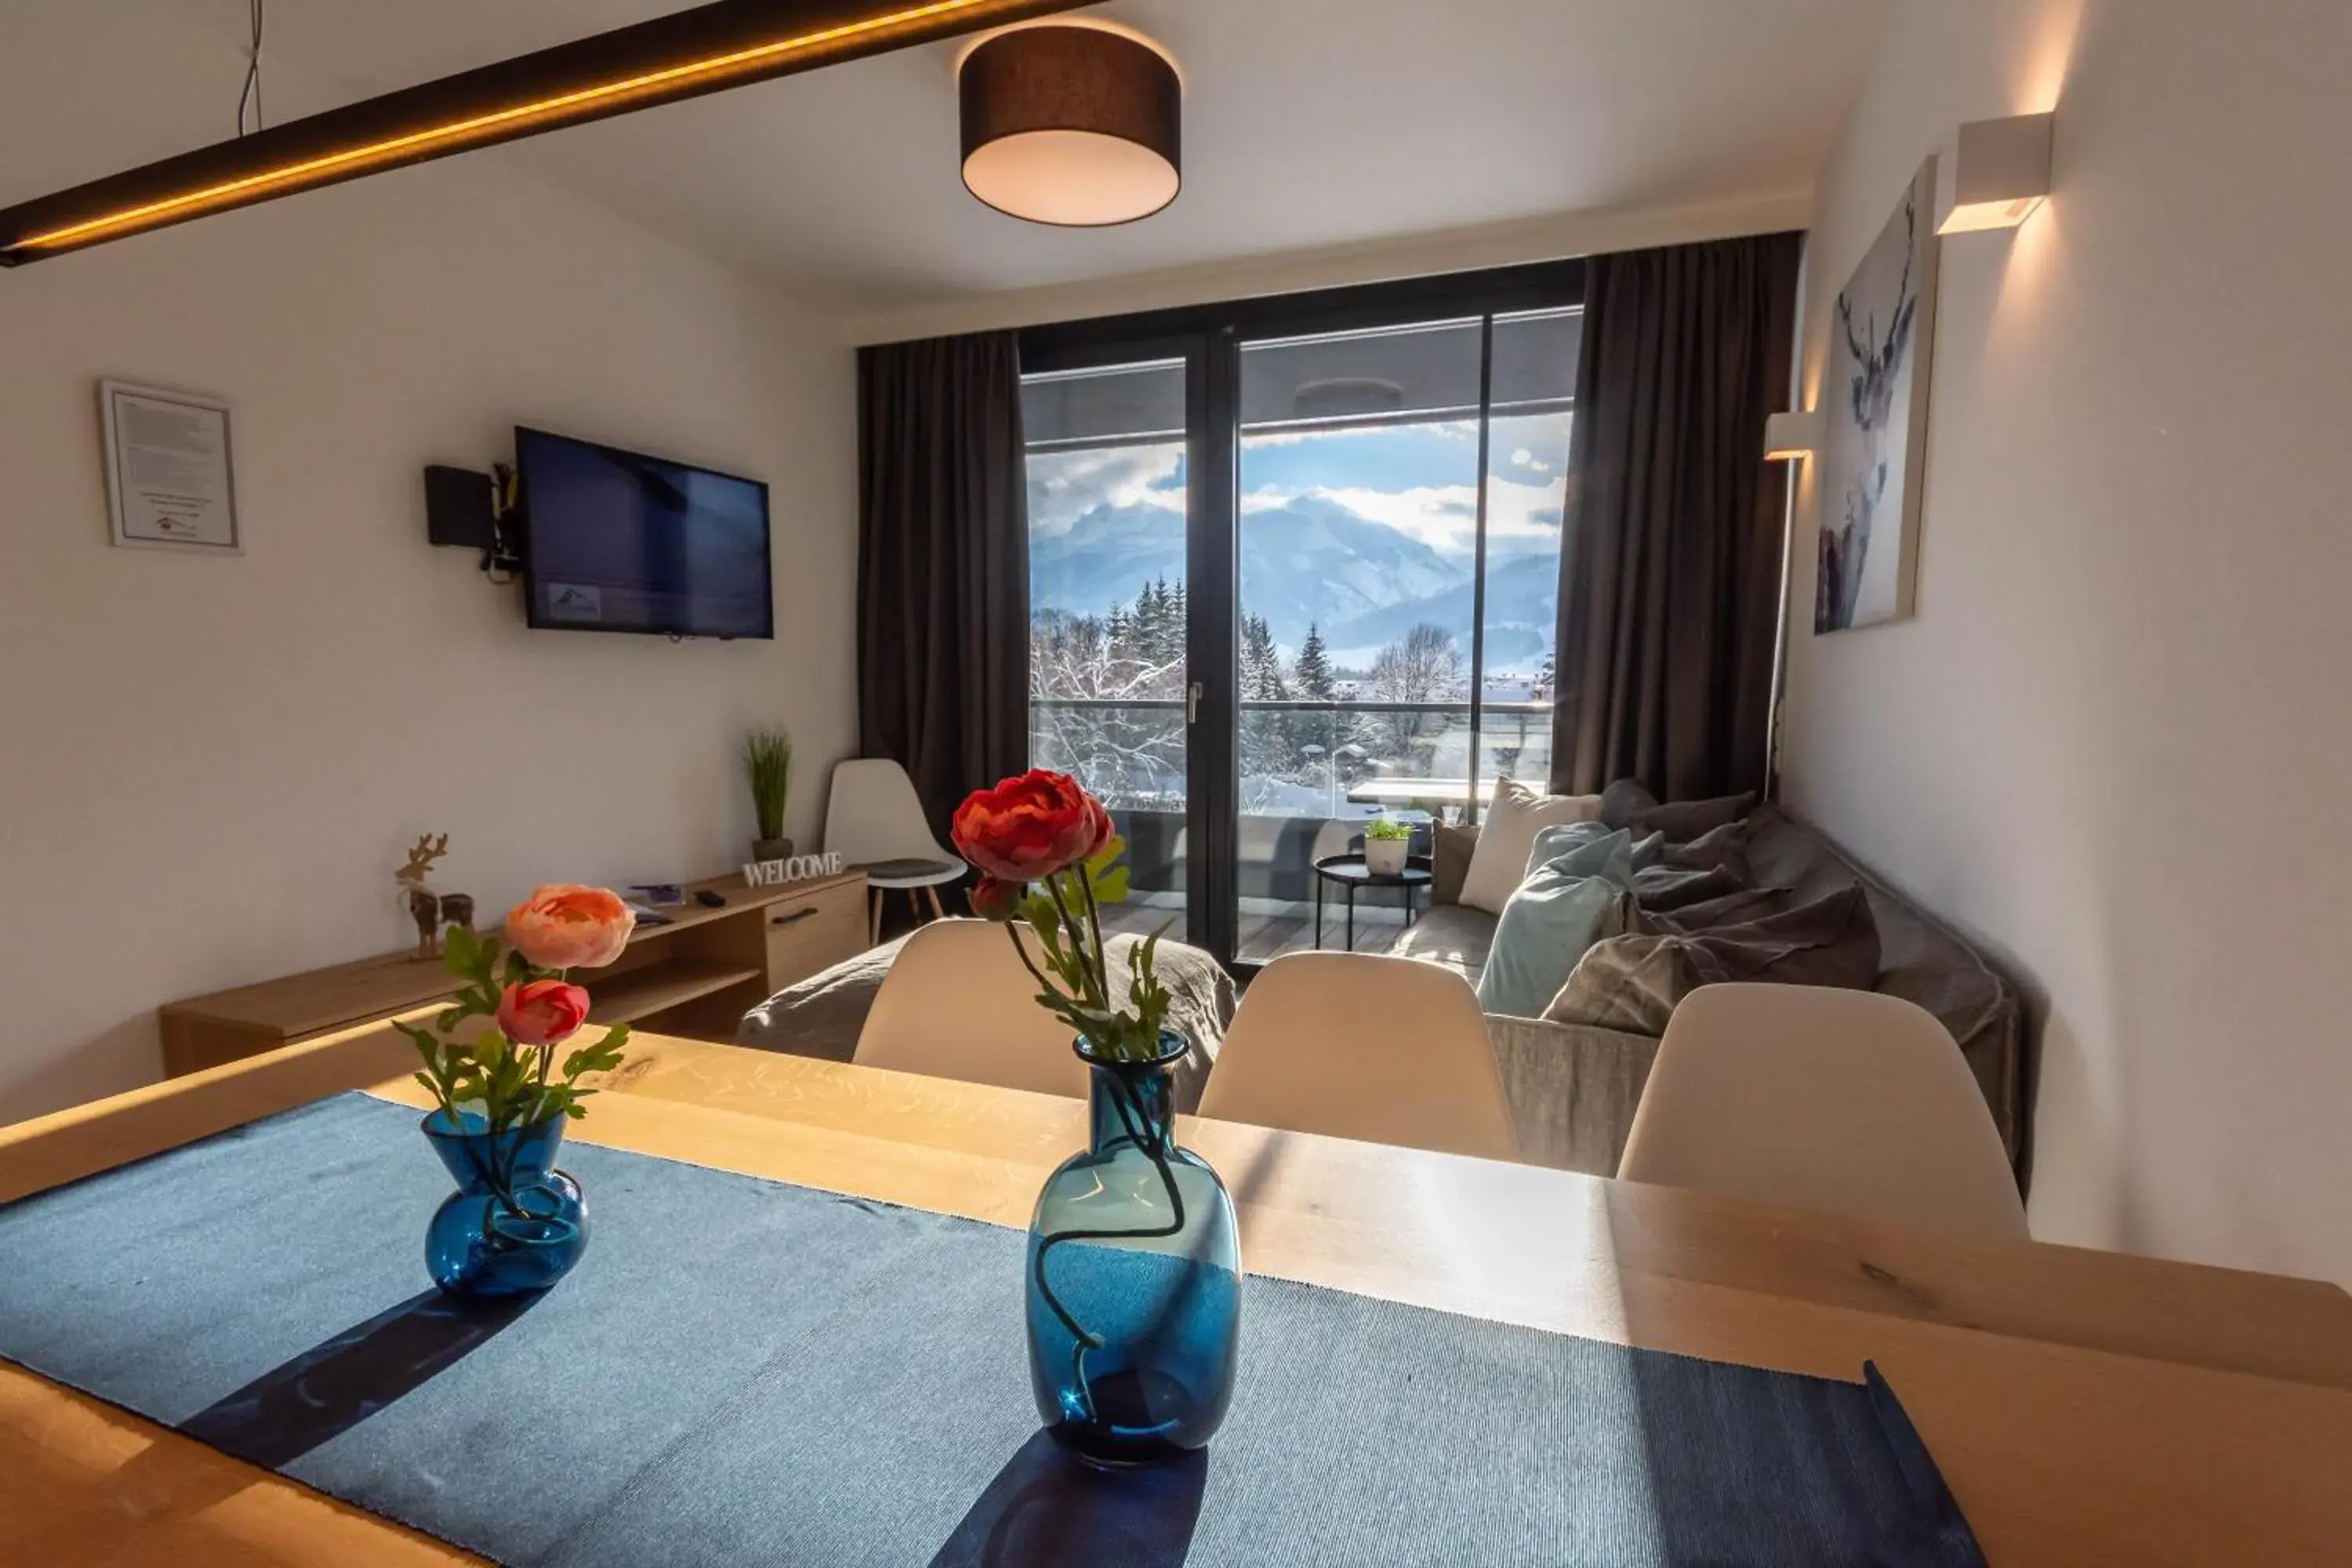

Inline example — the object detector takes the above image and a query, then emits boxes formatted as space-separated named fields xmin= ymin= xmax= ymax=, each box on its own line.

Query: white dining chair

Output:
xmin=822 ymin=757 xmax=971 ymax=943
xmin=1617 ymin=982 xmax=2027 ymax=1237
xmin=852 ymin=919 xmax=1087 ymax=1100
xmin=1199 ymin=952 xmax=1516 ymax=1160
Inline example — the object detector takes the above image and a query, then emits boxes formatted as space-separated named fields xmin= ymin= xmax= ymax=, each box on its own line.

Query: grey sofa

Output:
xmin=1394 ymin=803 xmax=2029 ymax=1183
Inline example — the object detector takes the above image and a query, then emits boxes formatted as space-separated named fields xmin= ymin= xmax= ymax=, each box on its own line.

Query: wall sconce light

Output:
xmin=1938 ymin=111 xmax=2054 ymax=234
xmin=1764 ymin=410 xmax=1824 ymax=463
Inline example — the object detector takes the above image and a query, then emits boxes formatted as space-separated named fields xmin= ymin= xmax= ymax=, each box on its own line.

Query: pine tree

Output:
xmin=1294 ymin=622 xmax=1335 ymax=701
xmin=1241 ymin=614 xmax=1288 ymax=702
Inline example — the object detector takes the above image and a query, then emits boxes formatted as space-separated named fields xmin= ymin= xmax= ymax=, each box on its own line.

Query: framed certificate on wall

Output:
xmin=98 ymin=379 xmax=241 ymax=554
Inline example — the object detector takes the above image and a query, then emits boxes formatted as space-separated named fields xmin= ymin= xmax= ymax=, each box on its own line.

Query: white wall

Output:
xmin=844 ymin=191 xmax=1813 ymax=345
xmin=1780 ymin=0 xmax=2352 ymax=1284
xmin=0 ymin=7 xmax=858 ymax=1120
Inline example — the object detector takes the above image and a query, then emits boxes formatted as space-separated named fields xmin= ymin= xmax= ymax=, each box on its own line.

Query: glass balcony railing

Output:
xmin=1029 ymin=695 xmax=1554 ymax=902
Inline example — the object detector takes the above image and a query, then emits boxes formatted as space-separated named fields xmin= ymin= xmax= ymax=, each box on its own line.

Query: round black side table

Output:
xmin=1311 ymin=853 xmax=1435 ymax=951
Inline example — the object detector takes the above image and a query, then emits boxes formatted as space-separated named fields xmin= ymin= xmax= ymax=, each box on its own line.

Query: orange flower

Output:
xmin=506 ymin=884 xmax=635 ymax=971
xmin=495 ymin=978 xmax=590 ymax=1046
xmin=968 ymin=875 xmax=1022 ymax=922
xmin=953 ymin=771 xmax=1108 ymax=884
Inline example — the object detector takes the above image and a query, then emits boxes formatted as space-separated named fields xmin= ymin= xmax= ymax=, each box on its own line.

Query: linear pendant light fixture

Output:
xmin=0 ymin=0 xmax=1090 ymax=267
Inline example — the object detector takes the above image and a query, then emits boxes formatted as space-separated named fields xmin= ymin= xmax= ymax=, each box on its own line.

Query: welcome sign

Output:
xmin=742 ymin=851 xmax=846 ymax=887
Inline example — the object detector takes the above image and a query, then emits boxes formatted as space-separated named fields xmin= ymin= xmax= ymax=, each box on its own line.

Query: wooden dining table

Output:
xmin=2 ymin=1018 xmax=2349 ymax=1567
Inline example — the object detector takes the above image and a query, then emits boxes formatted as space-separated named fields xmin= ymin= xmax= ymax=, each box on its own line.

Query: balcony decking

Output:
xmin=1095 ymin=891 xmax=1412 ymax=963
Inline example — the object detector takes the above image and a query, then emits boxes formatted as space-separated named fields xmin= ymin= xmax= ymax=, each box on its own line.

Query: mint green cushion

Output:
xmin=1529 ymin=820 xmax=1663 ymax=878
xmin=1477 ymin=828 xmax=1639 ymax=1018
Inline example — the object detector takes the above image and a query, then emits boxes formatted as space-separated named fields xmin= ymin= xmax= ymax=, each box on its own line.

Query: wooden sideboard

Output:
xmin=158 ymin=870 xmax=868 ymax=1076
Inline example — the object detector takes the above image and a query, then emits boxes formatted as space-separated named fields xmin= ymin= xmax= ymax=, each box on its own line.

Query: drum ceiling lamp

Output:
xmin=958 ymin=20 xmax=1181 ymax=226
xmin=0 ymin=0 xmax=1090 ymax=267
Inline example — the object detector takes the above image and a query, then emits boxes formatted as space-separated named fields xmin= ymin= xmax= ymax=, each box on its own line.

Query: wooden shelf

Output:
xmin=583 ymin=962 xmax=765 ymax=1025
xmin=158 ymin=868 xmax=869 ymax=1074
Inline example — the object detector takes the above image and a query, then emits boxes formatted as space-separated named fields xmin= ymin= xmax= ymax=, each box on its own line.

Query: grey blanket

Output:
xmin=736 ymin=930 xmax=1236 ymax=1112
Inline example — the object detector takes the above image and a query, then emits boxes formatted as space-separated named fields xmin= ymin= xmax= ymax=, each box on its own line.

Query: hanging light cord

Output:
xmin=236 ymin=0 xmax=267 ymax=136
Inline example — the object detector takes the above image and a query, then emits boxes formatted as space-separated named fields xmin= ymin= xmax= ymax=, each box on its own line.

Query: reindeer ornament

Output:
xmin=395 ymin=833 xmax=451 ymax=959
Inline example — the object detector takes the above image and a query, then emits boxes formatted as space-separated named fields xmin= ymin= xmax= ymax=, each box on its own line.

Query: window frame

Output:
xmin=1018 ymin=259 xmax=1586 ymax=971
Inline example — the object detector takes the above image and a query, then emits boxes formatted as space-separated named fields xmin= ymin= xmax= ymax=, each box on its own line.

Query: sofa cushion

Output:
xmin=1475 ymin=829 xmax=1639 ymax=1018
xmin=1631 ymin=863 xmax=1746 ymax=912
xmin=1598 ymin=778 xmax=1661 ymax=829
xmin=1657 ymin=820 xmax=1751 ymax=877
xmin=1389 ymin=902 xmax=1497 ymax=981
xmin=1544 ymin=883 xmax=1882 ymax=1036
xmin=1639 ymin=884 xmax=1792 ymax=931
xmin=1631 ymin=791 xmax=1759 ymax=842
xmin=1458 ymin=780 xmax=1602 ymax=914
xmin=1431 ymin=823 xmax=1478 ymax=906
xmin=1531 ymin=819 xmax=1664 ymax=875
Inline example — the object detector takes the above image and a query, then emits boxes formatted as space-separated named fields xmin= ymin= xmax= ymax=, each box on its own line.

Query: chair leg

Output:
xmin=923 ymin=885 xmax=946 ymax=921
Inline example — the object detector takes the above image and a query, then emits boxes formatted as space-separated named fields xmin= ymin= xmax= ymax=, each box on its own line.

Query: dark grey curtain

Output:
xmin=1551 ymin=232 xmax=1802 ymax=802
xmin=856 ymin=332 xmax=1030 ymax=841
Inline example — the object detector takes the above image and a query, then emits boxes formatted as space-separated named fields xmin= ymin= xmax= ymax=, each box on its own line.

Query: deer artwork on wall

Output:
xmin=1817 ymin=157 xmax=1938 ymax=634
xmin=395 ymin=833 xmax=450 ymax=960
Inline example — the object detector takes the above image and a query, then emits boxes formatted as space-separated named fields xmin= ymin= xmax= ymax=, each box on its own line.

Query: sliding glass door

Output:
xmin=1020 ymin=347 xmax=1210 ymax=949
xmin=1020 ymin=264 xmax=1581 ymax=970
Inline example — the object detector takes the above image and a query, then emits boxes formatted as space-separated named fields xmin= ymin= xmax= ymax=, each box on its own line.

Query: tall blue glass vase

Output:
xmin=1025 ymin=1032 xmax=1241 ymax=1467
xmin=422 ymin=1110 xmax=589 ymax=1298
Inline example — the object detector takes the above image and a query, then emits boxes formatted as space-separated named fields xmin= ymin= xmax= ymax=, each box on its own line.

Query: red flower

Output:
xmin=496 ymin=978 xmax=591 ymax=1047
xmin=968 ymin=875 xmax=1021 ymax=922
xmin=953 ymin=770 xmax=1108 ymax=884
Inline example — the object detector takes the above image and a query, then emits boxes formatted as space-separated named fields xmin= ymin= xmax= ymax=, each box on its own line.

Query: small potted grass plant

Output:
xmin=743 ymin=727 xmax=793 ymax=863
xmin=1362 ymin=817 xmax=1413 ymax=877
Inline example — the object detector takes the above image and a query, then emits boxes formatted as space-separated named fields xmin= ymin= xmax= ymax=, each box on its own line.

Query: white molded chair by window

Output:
xmin=1617 ymin=982 xmax=2027 ymax=1238
xmin=1199 ymin=952 xmax=1515 ymax=1161
xmin=853 ymin=918 xmax=1086 ymax=1100
xmin=822 ymin=758 xmax=970 ymax=943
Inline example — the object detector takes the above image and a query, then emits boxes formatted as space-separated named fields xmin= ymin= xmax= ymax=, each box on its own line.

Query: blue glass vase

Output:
xmin=422 ymin=1110 xmax=588 ymax=1297
xmin=1025 ymin=1032 xmax=1241 ymax=1468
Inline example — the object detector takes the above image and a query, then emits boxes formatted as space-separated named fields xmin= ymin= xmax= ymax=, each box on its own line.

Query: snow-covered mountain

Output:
xmin=1029 ymin=492 xmax=1556 ymax=672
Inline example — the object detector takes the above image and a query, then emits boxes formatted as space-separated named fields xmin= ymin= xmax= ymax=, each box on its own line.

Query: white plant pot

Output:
xmin=1363 ymin=837 xmax=1410 ymax=877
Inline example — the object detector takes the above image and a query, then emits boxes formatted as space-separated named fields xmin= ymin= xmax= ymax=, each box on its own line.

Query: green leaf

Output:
xmin=1088 ymin=866 xmax=1131 ymax=906
xmin=1083 ymin=833 xmax=1126 ymax=877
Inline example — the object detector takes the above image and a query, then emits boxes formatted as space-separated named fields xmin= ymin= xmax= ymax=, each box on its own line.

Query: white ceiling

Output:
xmin=16 ymin=0 xmax=1888 ymax=316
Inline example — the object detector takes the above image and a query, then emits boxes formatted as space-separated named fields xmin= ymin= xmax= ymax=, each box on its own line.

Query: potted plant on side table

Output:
xmin=1362 ymin=817 xmax=1413 ymax=877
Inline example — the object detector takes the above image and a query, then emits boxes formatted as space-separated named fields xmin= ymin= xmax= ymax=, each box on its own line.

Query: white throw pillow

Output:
xmin=1457 ymin=780 xmax=1605 ymax=914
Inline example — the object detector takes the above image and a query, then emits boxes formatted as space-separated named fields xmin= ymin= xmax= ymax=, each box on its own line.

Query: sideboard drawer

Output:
xmin=761 ymin=877 xmax=868 ymax=991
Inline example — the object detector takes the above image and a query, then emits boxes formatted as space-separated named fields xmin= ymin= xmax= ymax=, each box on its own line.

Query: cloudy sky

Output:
xmin=1026 ymin=413 xmax=1571 ymax=558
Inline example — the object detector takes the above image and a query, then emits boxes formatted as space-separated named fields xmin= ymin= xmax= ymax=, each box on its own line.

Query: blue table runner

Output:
xmin=0 ymin=1093 xmax=1985 ymax=1566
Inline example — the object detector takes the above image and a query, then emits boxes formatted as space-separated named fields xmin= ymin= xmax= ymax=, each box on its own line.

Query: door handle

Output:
xmin=1186 ymin=681 xmax=1203 ymax=725
xmin=771 ymin=907 xmax=818 ymax=927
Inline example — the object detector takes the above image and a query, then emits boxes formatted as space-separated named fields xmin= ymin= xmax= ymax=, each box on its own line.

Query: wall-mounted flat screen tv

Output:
xmin=516 ymin=426 xmax=772 ymax=639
